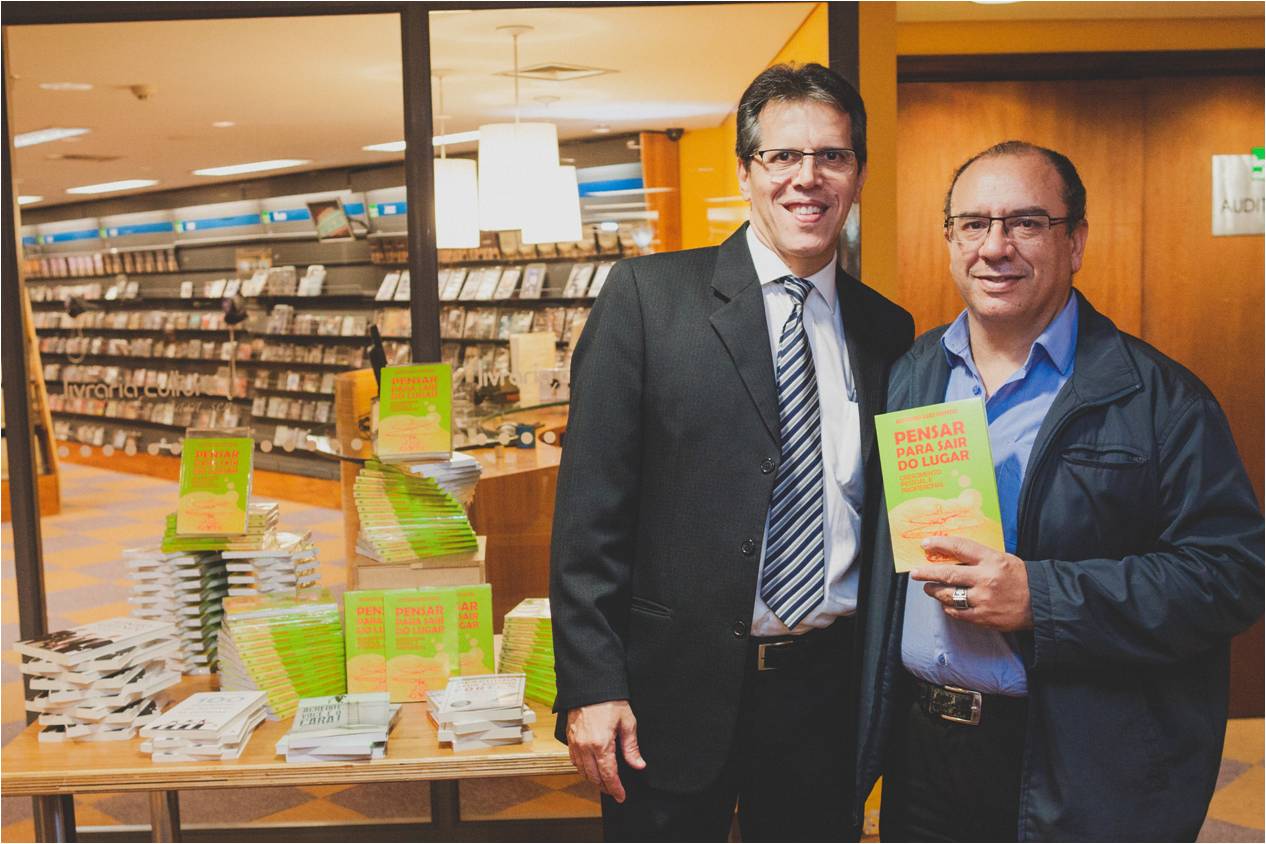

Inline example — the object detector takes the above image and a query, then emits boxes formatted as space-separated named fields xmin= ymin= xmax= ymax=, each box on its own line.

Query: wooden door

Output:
xmin=897 ymin=75 xmax=1264 ymax=716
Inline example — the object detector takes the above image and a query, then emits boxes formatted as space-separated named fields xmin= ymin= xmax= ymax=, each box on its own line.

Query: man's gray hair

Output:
xmin=735 ymin=63 xmax=867 ymax=168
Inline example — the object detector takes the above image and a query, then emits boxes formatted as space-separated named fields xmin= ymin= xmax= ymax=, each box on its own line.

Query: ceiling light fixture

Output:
xmin=192 ymin=159 xmax=310 ymax=177
xmin=18 ymin=195 xmax=44 ymax=205
xmin=66 ymin=179 xmax=159 ymax=195
xmin=14 ymin=127 xmax=90 ymax=148
xmin=212 ymin=121 xmax=236 ymax=128
xmin=478 ymin=25 xmax=566 ymax=232
xmin=521 ymin=164 xmax=582 ymax=245
xmin=362 ymin=131 xmax=481 ymax=154
xmin=39 ymin=82 xmax=93 ymax=91
xmin=433 ymin=70 xmax=480 ymax=249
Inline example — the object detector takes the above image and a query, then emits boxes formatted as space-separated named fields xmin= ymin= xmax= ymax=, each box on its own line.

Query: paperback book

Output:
xmin=140 ymin=690 xmax=268 ymax=761
xmin=275 ymin=692 xmax=401 ymax=762
xmin=376 ymin=363 xmax=453 ymax=462
xmin=384 ymin=588 xmax=459 ymax=703
xmin=874 ymin=398 xmax=1004 ymax=573
xmin=175 ymin=437 xmax=254 ymax=536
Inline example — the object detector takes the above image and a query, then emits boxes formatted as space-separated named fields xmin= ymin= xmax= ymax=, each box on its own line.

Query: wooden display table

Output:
xmin=2 ymin=677 xmax=586 ymax=842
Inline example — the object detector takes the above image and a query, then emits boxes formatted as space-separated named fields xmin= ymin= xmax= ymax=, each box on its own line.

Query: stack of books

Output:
xmin=124 ymin=547 xmax=227 ymax=674
xmin=224 ymin=531 xmax=321 ymax=596
xmin=405 ymin=452 xmax=482 ymax=506
xmin=429 ymin=675 xmax=535 ymax=751
xmin=139 ymin=690 xmax=268 ymax=762
xmin=17 ymin=618 xmax=182 ymax=743
xmin=498 ymin=599 xmax=557 ymax=707
xmin=162 ymin=501 xmax=281 ymax=554
xmin=216 ymin=588 xmax=346 ymax=719
xmin=354 ymin=460 xmax=478 ymax=563
xmin=275 ymin=692 xmax=401 ymax=762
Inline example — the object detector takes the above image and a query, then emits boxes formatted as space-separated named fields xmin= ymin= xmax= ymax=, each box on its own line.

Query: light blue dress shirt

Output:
xmin=900 ymin=293 xmax=1078 ymax=696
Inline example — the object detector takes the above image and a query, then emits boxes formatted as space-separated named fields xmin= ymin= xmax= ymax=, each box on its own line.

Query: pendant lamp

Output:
xmin=522 ymin=164 xmax=582 ymax=245
xmin=477 ymin=25 xmax=564 ymax=232
xmin=432 ymin=72 xmax=480 ymax=248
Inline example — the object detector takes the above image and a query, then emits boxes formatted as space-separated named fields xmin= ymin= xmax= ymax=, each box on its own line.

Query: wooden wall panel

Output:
xmin=1139 ymin=76 xmax=1264 ymax=718
xmin=896 ymin=80 xmax=1145 ymax=336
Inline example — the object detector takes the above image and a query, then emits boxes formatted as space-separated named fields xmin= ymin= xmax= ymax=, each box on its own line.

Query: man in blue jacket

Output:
xmin=856 ymin=140 xmax=1264 ymax=840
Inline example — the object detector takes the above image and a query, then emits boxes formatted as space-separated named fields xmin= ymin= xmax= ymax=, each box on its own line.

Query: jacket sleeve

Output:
xmin=548 ymin=260 xmax=644 ymax=714
xmin=1026 ymin=394 xmax=1265 ymax=668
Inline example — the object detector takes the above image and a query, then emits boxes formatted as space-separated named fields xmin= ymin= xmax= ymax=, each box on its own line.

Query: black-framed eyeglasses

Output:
xmin=944 ymin=214 xmax=1075 ymax=244
xmin=750 ymin=148 xmax=858 ymax=176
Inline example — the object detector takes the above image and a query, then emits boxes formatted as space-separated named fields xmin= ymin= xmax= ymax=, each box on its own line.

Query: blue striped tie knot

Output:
xmin=783 ymin=275 xmax=813 ymax=306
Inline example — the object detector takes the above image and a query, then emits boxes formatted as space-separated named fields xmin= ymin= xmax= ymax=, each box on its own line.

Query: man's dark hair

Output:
xmin=943 ymin=140 xmax=1087 ymax=224
xmin=735 ymin=62 xmax=867 ymax=168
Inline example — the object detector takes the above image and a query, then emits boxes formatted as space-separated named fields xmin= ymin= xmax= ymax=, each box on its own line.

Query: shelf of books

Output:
xmin=21 ymin=191 xmax=641 ymax=482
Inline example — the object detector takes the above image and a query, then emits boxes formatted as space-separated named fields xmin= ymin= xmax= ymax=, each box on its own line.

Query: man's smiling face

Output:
xmin=946 ymin=152 xmax=1088 ymax=332
xmin=738 ymin=99 xmax=864 ymax=278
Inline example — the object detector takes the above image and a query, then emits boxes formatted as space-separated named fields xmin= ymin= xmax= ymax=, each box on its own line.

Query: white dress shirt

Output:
xmin=746 ymin=226 xmax=864 ymax=636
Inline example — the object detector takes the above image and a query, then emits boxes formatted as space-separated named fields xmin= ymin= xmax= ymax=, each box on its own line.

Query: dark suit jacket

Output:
xmin=549 ymin=224 xmax=914 ymax=798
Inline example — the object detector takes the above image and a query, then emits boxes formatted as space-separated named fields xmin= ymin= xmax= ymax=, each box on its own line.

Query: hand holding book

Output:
xmin=909 ymin=536 xmax=1034 ymax=632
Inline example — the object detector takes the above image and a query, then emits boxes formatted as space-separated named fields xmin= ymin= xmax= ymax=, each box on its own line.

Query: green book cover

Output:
xmin=175 ymin=437 xmax=253 ymax=536
xmin=376 ymin=364 xmax=452 ymax=460
xmin=875 ymin=398 xmax=1004 ymax=573
xmin=384 ymin=588 xmax=458 ymax=702
xmin=456 ymin=584 xmax=495 ymax=676
xmin=344 ymin=591 xmax=388 ymax=694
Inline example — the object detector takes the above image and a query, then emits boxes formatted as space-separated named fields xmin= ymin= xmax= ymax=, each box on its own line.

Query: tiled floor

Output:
xmin=2 ymin=462 xmax=1262 ymax=841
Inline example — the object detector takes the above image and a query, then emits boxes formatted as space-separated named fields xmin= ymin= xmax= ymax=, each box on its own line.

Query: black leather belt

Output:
xmin=910 ymin=675 xmax=1027 ymax=727
xmin=749 ymin=616 xmax=855 ymax=671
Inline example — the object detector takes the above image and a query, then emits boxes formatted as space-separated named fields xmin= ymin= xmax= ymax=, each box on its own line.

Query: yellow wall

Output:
xmin=857 ymin=2 xmax=898 ymax=300
xmin=898 ymin=16 xmax=1263 ymax=55
xmin=678 ymin=3 xmax=829 ymax=249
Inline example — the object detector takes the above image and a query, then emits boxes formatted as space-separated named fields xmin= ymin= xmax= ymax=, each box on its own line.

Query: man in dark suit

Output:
xmin=549 ymin=63 xmax=913 ymax=840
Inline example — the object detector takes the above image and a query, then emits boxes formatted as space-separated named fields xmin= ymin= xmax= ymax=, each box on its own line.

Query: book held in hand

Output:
xmin=874 ymin=398 xmax=1004 ymax=573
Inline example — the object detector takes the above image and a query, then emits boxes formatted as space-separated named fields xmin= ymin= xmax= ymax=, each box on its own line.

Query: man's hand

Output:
xmin=910 ymin=536 xmax=1034 ymax=632
xmin=566 ymin=699 xmax=646 ymax=803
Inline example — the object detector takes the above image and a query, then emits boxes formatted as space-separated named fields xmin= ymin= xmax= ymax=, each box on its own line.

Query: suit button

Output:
xmin=760 ymin=457 xmax=776 ymax=474
xmin=741 ymin=538 xmax=757 ymax=556
xmin=732 ymin=620 xmax=748 ymax=638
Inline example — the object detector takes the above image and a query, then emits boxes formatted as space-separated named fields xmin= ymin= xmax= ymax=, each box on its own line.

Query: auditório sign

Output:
xmin=1212 ymin=149 xmax=1264 ymax=237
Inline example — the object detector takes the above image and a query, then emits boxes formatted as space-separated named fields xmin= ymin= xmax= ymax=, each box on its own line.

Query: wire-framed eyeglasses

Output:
xmin=750 ymin=148 xmax=858 ymax=176
xmin=944 ymin=214 xmax=1075 ymax=244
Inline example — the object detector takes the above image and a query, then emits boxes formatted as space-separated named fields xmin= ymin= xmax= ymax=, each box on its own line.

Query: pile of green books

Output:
xmin=498 ymin=598 xmax=556 ymax=707
xmin=217 ymin=588 xmax=346 ymax=719
xmin=161 ymin=502 xmax=280 ymax=554
xmin=353 ymin=460 xmax=477 ymax=563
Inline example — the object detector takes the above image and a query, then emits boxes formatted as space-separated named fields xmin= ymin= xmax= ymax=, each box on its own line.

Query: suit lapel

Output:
xmin=709 ymin=227 xmax=780 ymax=444
xmin=837 ymin=271 xmax=887 ymax=460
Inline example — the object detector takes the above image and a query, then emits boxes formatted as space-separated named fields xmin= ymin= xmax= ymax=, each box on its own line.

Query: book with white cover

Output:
xmin=287 ymin=692 xmax=392 ymax=741
xmin=141 ymin=690 xmax=267 ymax=740
xmin=15 ymin=618 xmax=176 ymax=667
xmin=435 ymin=674 xmax=525 ymax=717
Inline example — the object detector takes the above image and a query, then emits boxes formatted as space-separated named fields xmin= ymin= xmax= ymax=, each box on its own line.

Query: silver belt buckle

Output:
xmin=940 ymin=685 xmax=982 ymax=725
xmin=756 ymin=640 xmax=794 ymax=671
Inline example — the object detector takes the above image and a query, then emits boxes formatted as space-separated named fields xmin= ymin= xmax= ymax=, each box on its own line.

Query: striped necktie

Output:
xmin=760 ymin=275 xmax=826 ymax=630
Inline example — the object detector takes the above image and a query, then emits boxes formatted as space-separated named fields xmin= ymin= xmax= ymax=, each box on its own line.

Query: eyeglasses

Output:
xmin=944 ymin=214 xmax=1075 ymax=244
xmin=750 ymin=148 xmax=858 ymax=176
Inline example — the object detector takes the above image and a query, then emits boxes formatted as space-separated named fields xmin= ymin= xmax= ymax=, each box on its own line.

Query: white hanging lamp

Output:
xmin=522 ymin=165 xmax=582 ymax=244
xmin=432 ymin=71 xmax=480 ymax=248
xmin=478 ymin=25 xmax=562 ymax=232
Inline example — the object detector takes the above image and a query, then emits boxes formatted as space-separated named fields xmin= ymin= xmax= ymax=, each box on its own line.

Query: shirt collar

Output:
xmin=745 ymin=224 xmax=838 ymax=312
xmin=941 ymin=290 xmax=1079 ymax=376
